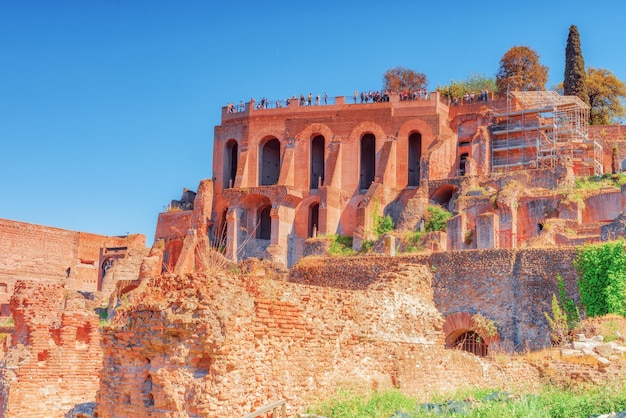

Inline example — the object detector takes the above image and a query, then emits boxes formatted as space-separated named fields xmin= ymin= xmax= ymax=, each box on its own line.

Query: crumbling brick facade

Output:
xmin=95 ymin=256 xmax=544 ymax=417
xmin=0 ymin=280 xmax=102 ymax=418
xmin=156 ymin=92 xmax=623 ymax=268
xmin=0 ymin=218 xmax=147 ymax=314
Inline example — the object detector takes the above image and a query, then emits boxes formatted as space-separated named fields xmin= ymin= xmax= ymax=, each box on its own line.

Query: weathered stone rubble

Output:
xmin=561 ymin=334 xmax=626 ymax=367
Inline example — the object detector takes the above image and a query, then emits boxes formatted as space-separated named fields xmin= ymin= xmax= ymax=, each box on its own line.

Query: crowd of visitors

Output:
xmin=226 ymin=88 xmax=440 ymax=112
xmin=449 ymin=90 xmax=490 ymax=106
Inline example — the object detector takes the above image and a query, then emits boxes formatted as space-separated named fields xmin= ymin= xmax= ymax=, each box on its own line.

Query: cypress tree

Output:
xmin=564 ymin=25 xmax=589 ymax=105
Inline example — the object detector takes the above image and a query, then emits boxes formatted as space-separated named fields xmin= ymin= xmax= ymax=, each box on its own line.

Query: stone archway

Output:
xmin=443 ymin=312 xmax=500 ymax=356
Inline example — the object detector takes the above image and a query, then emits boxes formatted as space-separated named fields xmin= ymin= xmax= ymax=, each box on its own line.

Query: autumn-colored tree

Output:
xmin=383 ymin=67 xmax=427 ymax=93
xmin=495 ymin=46 xmax=548 ymax=92
xmin=564 ymin=25 xmax=589 ymax=105
xmin=437 ymin=73 xmax=496 ymax=102
xmin=587 ymin=67 xmax=626 ymax=125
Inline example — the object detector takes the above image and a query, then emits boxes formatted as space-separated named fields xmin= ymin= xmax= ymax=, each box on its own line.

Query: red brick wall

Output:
xmin=96 ymin=259 xmax=530 ymax=417
xmin=0 ymin=219 xmax=146 ymax=311
xmin=0 ymin=280 xmax=102 ymax=418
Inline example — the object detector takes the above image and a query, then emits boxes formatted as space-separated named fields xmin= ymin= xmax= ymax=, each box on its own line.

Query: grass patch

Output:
xmin=306 ymin=384 xmax=626 ymax=417
xmin=0 ymin=317 xmax=14 ymax=327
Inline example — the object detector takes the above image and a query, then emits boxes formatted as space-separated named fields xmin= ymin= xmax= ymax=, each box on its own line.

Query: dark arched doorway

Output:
xmin=260 ymin=138 xmax=280 ymax=186
xmin=310 ymin=135 xmax=325 ymax=189
xmin=430 ymin=184 xmax=458 ymax=209
xmin=308 ymin=203 xmax=319 ymax=238
xmin=224 ymin=139 xmax=238 ymax=189
xmin=359 ymin=133 xmax=376 ymax=190
xmin=408 ymin=132 xmax=422 ymax=186
xmin=256 ymin=205 xmax=272 ymax=240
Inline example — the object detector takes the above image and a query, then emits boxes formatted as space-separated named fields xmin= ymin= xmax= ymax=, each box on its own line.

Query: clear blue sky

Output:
xmin=1 ymin=1 xmax=625 ymax=246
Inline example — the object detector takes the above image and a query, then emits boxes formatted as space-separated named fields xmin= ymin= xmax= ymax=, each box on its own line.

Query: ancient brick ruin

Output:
xmin=1 ymin=90 xmax=626 ymax=417
xmin=156 ymin=90 xmax=626 ymax=268
xmin=94 ymin=254 xmax=548 ymax=417
xmin=0 ymin=218 xmax=148 ymax=313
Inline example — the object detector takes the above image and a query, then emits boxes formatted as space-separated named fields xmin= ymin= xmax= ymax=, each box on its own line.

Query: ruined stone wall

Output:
xmin=0 ymin=280 xmax=102 ymax=418
xmin=430 ymin=248 xmax=578 ymax=350
xmin=0 ymin=219 xmax=146 ymax=311
xmin=96 ymin=258 xmax=532 ymax=417
xmin=292 ymin=249 xmax=579 ymax=350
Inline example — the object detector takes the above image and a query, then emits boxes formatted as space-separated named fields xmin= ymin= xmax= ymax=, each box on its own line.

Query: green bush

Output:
xmin=327 ymin=235 xmax=357 ymax=257
xmin=574 ymin=240 xmax=626 ymax=317
xmin=424 ymin=205 xmax=453 ymax=232
xmin=375 ymin=213 xmax=394 ymax=237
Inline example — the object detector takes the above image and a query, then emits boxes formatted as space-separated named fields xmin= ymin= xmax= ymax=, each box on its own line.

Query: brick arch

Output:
xmin=295 ymin=123 xmax=335 ymax=143
xmin=251 ymin=128 xmax=286 ymax=146
xmin=429 ymin=184 xmax=458 ymax=208
xmin=295 ymin=124 xmax=334 ymax=190
xmin=443 ymin=312 xmax=500 ymax=348
xmin=346 ymin=121 xmax=387 ymax=145
xmin=396 ymin=119 xmax=435 ymax=148
xmin=294 ymin=195 xmax=321 ymax=238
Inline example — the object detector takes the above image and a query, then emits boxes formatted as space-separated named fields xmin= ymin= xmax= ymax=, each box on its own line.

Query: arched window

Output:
xmin=459 ymin=153 xmax=469 ymax=176
xmin=260 ymin=138 xmax=280 ymax=186
xmin=308 ymin=203 xmax=319 ymax=238
xmin=359 ymin=134 xmax=376 ymax=190
xmin=408 ymin=132 xmax=422 ymax=186
xmin=621 ymin=159 xmax=626 ymax=172
xmin=224 ymin=140 xmax=238 ymax=189
xmin=256 ymin=205 xmax=272 ymax=240
xmin=310 ymin=135 xmax=325 ymax=189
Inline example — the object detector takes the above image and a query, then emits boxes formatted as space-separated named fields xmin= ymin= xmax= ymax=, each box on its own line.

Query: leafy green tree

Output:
xmin=383 ymin=67 xmax=427 ymax=93
xmin=563 ymin=25 xmax=589 ymax=105
xmin=495 ymin=46 xmax=548 ymax=92
xmin=437 ymin=73 xmax=497 ymax=102
xmin=587 ymin=67 xmax=626 ymax=125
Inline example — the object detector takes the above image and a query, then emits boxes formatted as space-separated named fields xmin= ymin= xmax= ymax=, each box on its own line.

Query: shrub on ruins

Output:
xmin=574 ymin=240 xmax=626 ymax=317
xmin=424 ymin=205 xmax=453 ymax=232
xmin=544 ymin=275 xmax=581 ymax=345
xmin=437 ymin=73 xmax=497 ymax=102
xmin=383 ymin=66 xmax=428 ymax=93
xmin=496 ymin=46 xmax=548 ymax=92
xmin=327 ymin=234 xmax=357 ymax=257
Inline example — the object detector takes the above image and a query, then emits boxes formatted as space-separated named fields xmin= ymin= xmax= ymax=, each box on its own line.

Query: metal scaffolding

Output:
xmin=490 ymin=91 xmax=602 ymax=176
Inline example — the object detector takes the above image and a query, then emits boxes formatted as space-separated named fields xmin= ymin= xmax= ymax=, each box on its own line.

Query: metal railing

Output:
xmin=242 ymin=399 xmax=286 ymax=418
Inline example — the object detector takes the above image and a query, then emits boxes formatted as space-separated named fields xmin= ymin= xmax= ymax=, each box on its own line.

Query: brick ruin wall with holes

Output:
xmin=0 ymin=218 xmax=148 ymax=315
xmin=0 ymin=280 xmax=103 ymax=418
xmin=92 ymin=246 xmax=578 ymax=417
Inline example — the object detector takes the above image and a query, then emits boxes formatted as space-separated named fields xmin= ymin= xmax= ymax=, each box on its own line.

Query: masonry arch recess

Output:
xmin=429 ymin=184 xmax=458 ymax=209
xmin=310 ymin=135 xmax=325 ymax=189
xmin=360 ymin=133 xmax=376 ymax=190
xmin=408 ymin=131 xmax=422 ymax=186
xmin=223 ymin=139 xmax=238 ymax=190
xmin=239 ymin=194 xmax=273 ymax=241
xmin=259 ymin=137 xmax=281 ymax=186
xmin=293 ymin=195 xmax=321 ymax=238
xmin=443 ymin=312 xmax=500 ymax=357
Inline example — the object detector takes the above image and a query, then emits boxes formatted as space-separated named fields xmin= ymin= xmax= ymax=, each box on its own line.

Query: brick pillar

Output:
xmin=476 ymin=213 xmax=499 ymax=249
xmin=226 ymin=207 xmax=239 ymax=261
